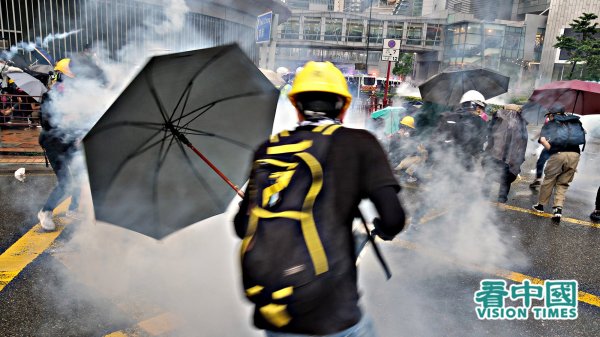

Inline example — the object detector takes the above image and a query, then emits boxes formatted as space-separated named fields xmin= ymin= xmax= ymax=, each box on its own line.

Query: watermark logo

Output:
xmin=474 ymin=279 xmax=578 ymax=320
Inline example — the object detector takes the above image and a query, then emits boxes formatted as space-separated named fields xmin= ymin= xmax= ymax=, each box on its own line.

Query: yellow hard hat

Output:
xmin=288 ymin=61 xmax=352 ymax=113
xmin=400 ymin=116 xmax=415 ymax=129
xmin=54 ymin=58 xmax=75 ymax=78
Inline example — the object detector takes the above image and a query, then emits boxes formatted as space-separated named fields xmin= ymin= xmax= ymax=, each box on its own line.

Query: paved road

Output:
xmin=0 ymin=145 xmax=598 ymax=337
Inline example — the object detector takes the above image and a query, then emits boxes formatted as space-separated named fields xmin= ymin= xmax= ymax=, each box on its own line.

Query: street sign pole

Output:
xmin=383 ymin=61 xmax=391 ymax=107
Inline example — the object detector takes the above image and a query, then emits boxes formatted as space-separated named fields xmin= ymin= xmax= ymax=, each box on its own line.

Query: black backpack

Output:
xmin=550 ymin=115 xmax=586 ymax=150
xmin=436 ymin=110 xmax=486 ymax=156
xmin=240 ymin=124 xmax=344 ymax=328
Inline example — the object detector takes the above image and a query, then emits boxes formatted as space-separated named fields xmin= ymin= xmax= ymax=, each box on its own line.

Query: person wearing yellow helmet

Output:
xmin=53 ymin=58 xmax=75 ymax=80
xmin=390 ymin=115 xmax=428 ymax=184
xmin=37 ymin=58 xmax=82 ymax=231
xmin=234 ymin=61 xmax=405 ymax=337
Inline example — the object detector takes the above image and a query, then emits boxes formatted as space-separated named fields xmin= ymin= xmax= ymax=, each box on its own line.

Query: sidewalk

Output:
xmin=0 ymin=128 xmax=48 ymax=171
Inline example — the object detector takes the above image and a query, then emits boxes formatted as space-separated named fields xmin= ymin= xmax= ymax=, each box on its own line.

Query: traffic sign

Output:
xmin=382 ymin=38 xmax=401 ymax=61
xmin=256 ymin=12 xmax=273 ymax=44
xmin=383 ymin=39 xmax=401 ymax=50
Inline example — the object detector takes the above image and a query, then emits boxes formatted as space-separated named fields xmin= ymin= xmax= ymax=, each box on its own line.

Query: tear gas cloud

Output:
xmin=3 ymin=1 xmax=570 ymax=336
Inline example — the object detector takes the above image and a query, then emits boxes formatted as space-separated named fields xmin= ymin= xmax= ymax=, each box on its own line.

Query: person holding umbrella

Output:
xmin=532 ymin=104 xmax=586 ymax=221
xmin=37 ymin=58 xmax=81 ymax=231
xmin=234 ymin=61 xmax=406 ymax=336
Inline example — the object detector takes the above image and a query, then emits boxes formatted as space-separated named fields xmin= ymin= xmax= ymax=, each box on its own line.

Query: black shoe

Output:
xmin=590 ymin=210 xmax=600 ymax=222
xmin=552 ymin=207 xmax=562 ymax=221
xmin=529 ymin=179 xmax=542 ymax=188
xmin=497 ymin=197 xmax=508 ymax=204
xmin=532 ymin=204 xmax=544 ymax=213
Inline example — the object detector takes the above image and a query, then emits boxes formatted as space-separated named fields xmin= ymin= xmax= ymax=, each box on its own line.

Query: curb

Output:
xmin=0 ymin=164 xmax=52 ymax=174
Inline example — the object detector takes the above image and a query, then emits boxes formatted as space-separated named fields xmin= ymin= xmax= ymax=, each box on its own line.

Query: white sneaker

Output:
xmin=37 ymin=210 xmax=56 ymax=231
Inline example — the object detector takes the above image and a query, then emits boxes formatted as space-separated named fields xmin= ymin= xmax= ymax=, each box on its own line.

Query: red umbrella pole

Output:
xmin=186 ymin=143 xmax=245 ymax=198
xmin=169 ymin=124 xmax=245 ymax=198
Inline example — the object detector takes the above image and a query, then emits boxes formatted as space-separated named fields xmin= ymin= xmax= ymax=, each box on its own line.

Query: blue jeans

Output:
xmin=265 ymin=315 xmax=378 ymax=337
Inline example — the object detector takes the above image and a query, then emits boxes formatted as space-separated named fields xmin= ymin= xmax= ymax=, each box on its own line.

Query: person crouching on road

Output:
xmin=393 ymin=116 xmax=428 ymax=183
xmin=482 ymin=104 xmax=528 ymax=203
xmin=37 ymin=58 xmax=82 ymax=231
xmin=234 ymin=61 xmax=406 ymax=337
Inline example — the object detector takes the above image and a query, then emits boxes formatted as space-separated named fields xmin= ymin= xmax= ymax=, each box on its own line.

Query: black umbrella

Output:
xmin=418 ymin=68 xmax=509 ymax=107
xmin=83 ymin=44 xmax=279 ymax=239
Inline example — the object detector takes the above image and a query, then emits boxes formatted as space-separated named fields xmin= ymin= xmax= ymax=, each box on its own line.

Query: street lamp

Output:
xmin=365 ymin=0 xmax=373 ymax=74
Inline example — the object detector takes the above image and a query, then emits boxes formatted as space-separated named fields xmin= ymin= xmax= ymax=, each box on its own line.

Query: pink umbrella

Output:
xmin=528 ymin=80 xmax=600 ymax=115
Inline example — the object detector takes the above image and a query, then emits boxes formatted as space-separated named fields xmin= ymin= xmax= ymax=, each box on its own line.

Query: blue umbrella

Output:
xmin=31 ymin=47 xmax=55 ymax=65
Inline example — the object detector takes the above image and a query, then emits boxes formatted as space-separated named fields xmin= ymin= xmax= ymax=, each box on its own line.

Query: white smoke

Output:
xmin=41 ymin=29 xmax=82 ymax=48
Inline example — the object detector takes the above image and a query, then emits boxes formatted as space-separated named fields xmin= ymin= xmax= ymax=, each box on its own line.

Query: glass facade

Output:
xmin=443 ymin=21 xmax=525 ymax=71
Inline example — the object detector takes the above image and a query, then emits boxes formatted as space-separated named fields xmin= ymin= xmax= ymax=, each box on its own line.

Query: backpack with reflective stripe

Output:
xmin=240 ymin=124 xmax=342 ymax=328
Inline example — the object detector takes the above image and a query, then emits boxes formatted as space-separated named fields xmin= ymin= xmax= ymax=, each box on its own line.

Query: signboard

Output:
xmin=256 ymin=12 xmax=273 ymax=44
xmin=382 ymin=38 xmax=401 ymax=61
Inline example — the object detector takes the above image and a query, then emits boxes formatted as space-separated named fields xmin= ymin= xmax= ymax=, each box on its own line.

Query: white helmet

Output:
xmin=460 ymin=90 xmax=486 ymax=108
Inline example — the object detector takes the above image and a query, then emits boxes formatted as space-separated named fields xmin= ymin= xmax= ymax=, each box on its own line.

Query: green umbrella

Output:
xmin=370 ymin=106 xmax=406 ymax=135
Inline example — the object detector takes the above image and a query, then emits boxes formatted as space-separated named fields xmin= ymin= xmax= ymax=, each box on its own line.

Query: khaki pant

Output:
xmin=539 ymin=152 xmax=580 ymax=207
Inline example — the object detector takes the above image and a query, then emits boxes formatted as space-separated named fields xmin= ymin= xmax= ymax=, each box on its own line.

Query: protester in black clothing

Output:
xmin=434 ymin=97 xmax=487 ymax=170
xmin=234 ymin=61 xmax=405 ymax=337
xmin=591 ymin=186 xmax=600 ymax=222
xmin=37 ymin=59 xmax=81 ymax=231
xmin=482 ymin=104 xmax=528 ymax=203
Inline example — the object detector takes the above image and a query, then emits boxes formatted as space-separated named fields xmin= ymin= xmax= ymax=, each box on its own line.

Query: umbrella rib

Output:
xmin=172 ymin=136 xmax=221 ymax=210
xmin=169 ymin=47 xmax=235 ymax=123
xmin=170 ymin=84 xmax=193 ymax=123
xmin=179 ymin=128 xmax=254 ymax=151
xmin=88 ymin=121 xmax=165 ymax=135
xmin=105 ymin=130 xmax=173 ymax=193
xmin=145 ymin=68 xmax=171 ymax=124
xmin=152 ymin=130 xmax=178 ymax=229
xmin=173 ymin=91 xmax=265 ymax=126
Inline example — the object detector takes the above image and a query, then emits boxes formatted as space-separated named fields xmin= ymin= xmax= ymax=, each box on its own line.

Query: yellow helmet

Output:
xmin=400 ymin=116 xmax=415 ymax=129
xmin=288 ymin=61 xmax=352 ymax=114
xmin=54 ymin=58 xmax=75 ymax=78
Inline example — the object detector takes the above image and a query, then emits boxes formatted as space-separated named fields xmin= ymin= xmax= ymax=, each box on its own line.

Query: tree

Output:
xmin=392 ymin=53 xmax=414 ymax=80
xmin=554 ymin=13 xmax=600 ymax=80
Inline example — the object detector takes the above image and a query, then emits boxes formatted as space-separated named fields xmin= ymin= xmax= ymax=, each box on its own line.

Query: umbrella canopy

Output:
xmin=370 ymin=106 xmax=406 ymax=135
xmin=83 ymin=44 xmax=279 ymax=239
xmin=31 ymin=47 xmax=55 ymax=66
xmin=528 ymin=80 xmax=600 ymax=115
xmin=418 ymin=68 xmax=509 ymax=106
xmin=6 ymin=72 xmax=48 ymax=101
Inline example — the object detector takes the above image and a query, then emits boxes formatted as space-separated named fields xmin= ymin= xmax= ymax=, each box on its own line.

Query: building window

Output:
xmin=303 ymin=17 xmax=321 ymax=41
xmin=281 ymin=18 xmax=300 ymax=39
xmin=346 ymin=20 xmax=363 ymax=43
xmin=387 ymin=22 xmax=403 ymax=39
xmin=425 ymin=24 xmax=442 ymax=46
xmin=324 ymin=18 xmax=343 ymax=41
xmin=407 ymin=23 xmax=423 ymax=45
xmin=368 ymin=21 xmax=383 ymax=44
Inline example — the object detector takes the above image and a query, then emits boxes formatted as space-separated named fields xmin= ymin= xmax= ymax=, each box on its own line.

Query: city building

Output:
xmin=0 ymin=0 xmax=290 ymax=64
xmin=537 ymin=0 xmax=600 ymax=83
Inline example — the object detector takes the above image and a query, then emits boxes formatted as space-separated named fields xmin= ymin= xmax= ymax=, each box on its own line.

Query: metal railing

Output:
xmin=0 ymin=93 xmax=42 ymax=127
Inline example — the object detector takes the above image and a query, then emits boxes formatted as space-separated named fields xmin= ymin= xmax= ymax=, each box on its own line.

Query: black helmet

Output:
xmin=547 ymin=103 xmax=565 ymax=115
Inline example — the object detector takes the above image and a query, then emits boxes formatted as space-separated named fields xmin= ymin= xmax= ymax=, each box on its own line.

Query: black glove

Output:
xmin=371 ymin=218 xmax=395 ymax=241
